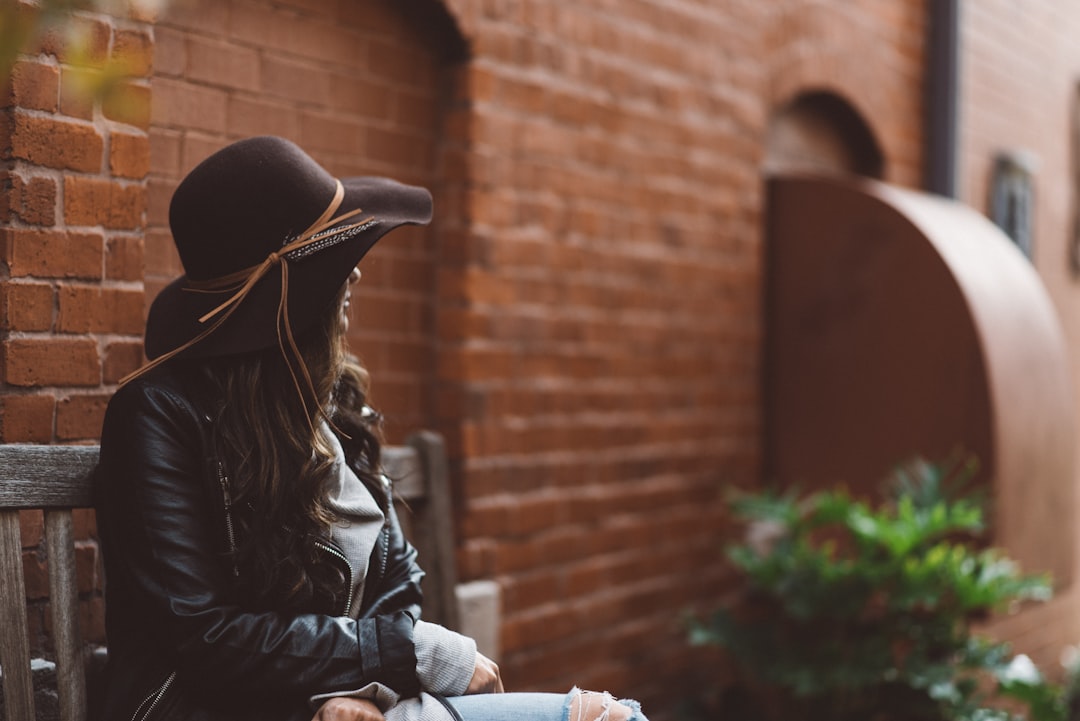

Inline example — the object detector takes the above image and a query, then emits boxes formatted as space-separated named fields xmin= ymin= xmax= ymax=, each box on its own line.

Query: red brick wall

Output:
xmin=1 ymin=0 xmax=934 ymax=717
xmin=435 ymin=0 xmax=927 ymax=707
xmin=1 ymin=2 xmax=153 ymax=653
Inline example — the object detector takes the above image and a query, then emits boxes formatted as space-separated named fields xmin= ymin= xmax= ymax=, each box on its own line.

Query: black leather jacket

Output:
xmin=93 ymin=365 xmax=425 ymax=721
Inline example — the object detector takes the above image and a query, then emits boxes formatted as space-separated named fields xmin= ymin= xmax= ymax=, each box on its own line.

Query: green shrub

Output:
xmin=688 ymin=459 xmax=1066 ymax=721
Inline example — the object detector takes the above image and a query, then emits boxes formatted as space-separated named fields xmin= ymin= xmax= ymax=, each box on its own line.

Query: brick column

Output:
xmin=0 ymin=3 xmax=152 ymax=654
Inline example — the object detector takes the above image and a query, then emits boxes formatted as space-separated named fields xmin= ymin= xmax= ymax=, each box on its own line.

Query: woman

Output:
xmin=94 ymin=136 xmax=648 ymax=721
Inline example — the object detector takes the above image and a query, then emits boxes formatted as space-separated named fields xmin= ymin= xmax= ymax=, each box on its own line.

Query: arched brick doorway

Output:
xmin=765 ymin=90 xmax=885 ymax=179
xmin=147 ymin=0 xmax=466 ymax=441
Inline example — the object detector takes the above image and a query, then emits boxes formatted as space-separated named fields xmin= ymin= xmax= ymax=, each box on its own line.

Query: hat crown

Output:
xmin=143 ymin=135 xmax=433 ymax=362
xmin=169 ymin=136 xmax=338 ymax=282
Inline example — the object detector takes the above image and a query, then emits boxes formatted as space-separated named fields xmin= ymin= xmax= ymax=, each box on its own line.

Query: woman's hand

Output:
xmin=466 ymin=652 xmax=504 ymax=694
xmin=311 ymin=697 xmax=385 ymax=721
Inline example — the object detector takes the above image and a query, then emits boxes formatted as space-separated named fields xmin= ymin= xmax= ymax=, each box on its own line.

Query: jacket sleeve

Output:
xmin=97 ymin=379 xmax=421 ymax=701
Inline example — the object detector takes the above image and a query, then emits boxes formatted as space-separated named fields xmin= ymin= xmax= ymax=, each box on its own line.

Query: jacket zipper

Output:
xmin=314 ymin=538 xmax=355 ymax=616
xmin=378 ymin=523 xmax=390 ymax=582
xmin=377 ymin=474 xmax=392 ymax=581
xmin=217 ymin=461 xmax=239 ymax=577
xmin=129 ymin=670 xmax=176 ymax=721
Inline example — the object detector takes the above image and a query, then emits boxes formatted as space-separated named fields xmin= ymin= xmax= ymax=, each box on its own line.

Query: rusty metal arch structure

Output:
xmin=765 ymin=174 xmax=1076 ymax=584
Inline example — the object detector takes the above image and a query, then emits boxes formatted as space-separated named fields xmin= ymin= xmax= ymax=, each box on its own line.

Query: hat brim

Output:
xmin=144 ymin=176 xmax=433 ymax=361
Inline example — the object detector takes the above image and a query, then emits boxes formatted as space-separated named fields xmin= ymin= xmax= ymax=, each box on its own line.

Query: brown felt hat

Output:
xmin=144 ymin=136 xmax=432 ymax=361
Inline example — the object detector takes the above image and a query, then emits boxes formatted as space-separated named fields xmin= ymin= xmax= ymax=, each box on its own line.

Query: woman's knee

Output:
xmin=568 ymin=690 xmax=644 ymax=721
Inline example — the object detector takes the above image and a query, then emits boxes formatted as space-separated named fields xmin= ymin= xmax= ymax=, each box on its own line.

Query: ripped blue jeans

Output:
xmin=445 ymin=687 xmax=649 ymax=721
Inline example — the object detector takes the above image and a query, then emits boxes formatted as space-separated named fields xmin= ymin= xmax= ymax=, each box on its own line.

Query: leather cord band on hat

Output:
xmin=120 ymin=179 xmax=375 ymax=433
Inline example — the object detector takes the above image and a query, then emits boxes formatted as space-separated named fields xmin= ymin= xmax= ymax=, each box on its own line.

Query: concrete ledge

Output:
xmin=457 ymin=579 xmax=501 ymax=661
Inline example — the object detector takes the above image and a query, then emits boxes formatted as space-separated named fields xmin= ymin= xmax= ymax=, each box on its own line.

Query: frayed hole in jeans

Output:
xmin=568 ymin=689 xmax=633 ymax=721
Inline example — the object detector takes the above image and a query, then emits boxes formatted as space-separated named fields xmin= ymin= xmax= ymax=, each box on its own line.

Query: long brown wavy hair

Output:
xmin=196 ymin=284 xmax=383 ymax=611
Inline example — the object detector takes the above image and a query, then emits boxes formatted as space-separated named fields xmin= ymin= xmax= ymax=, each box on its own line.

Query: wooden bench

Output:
xmin=0 ymin=431 xmax=461 ymax=721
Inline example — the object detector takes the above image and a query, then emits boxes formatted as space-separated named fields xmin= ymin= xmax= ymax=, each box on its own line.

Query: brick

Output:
xmin=0 ymin=105 xmax=11 ymax=155
xmin=228 ymin=1 xmax=357 ymax=66
xmin=0 ymin=172 xmax=8 ymax=222
xmin=144 ymin=227 xmax=181 ymax=276
xmin=103 ymin=340 xmax=145 ymax=383
xmin=260 ymin=55 xmax=331 ymax=106
xmin=72 ymin=508 xmax=97 ymax=541
xmin=500 ymin=569 xmax=562 ymax=610
xmin=336 ymin=0 xmax=406 ymax=32
xmin=327 ymin=73 xmax=394 ymax=120
xmin=103 ymin=80 xmax=152 ymax=129
xmin=146 ymin=177 xmax=178 ymax=228
xmin=21 ymin=174 xmax=57 ymax=225
xmin=459 ymin=540 xmax=497 ymax=580
xmin=79 ymin=595 xmax=106 ymax=644
xmin=3 ymin=172 xmax=57 ymax=226
xmin=56 ymin=393 xmax=110 ymax=441
xmin=187 ymin=36 xmax=259 ymax=90
xmin=299 ymin=112 xmax=364 ymax=155
xmin=105 ymin=234 xmax=145 ymax=281
xmin=226 ymin=95 xmax=300 ymax=139
xmin=152 ymin=26 xmax=187 ymax=77
xmin=40 ymin=14 xmax=111 ymax=69
xmin=8 ymin=60 xmax=59 ymax=112
xmin=149 ymin=127 xmax=182 ymax=178
xmin=64 ymin=176 xmax=144 ymax=230
xmin=159 ymin=0 xmax=229 ymax=36
xmin=74 ymin=541 xmax=100 ymax=593
xmin=57 ymin=284 xmax=144 ymax=334
xmin=113 ymin=29 xmax=154 ymax=77
xmin=59 ymin=66 xmax=97 ymax=121
xmin=0 ymin=281 xmax=54 ymax=331
xmin=22 ymin=550 xmax=48 ymax=599
xmin=351 ymin=293 xmax=422 ymax=334
xmin=393 ymin=90 xmax=438 ymax=131
xmin=110 ymin=130 xmax=150 ymax=179
xmin=366 ymin=127 xmax=426 ymax=166
xmin=151 ymin=77 xmax=227 ymax=133
xmin=20 ymin=510 xmax=45 ymax=549
xmin=10 ymin=112 xmax=102 ymax=172
xmin=143 ymin=277 xmax=169 ymax=306
xmin=368 ymin=37 xmax=434 ymax=86
xmin=1 ymin=228 xmax=104 ymax=279
xmin=180 ymin=133 xmax=225 ymax=175
xmin=3 ymin=337 xmax=100 ymax=386
xmin=0 ymin=394 xmax=55 ymax=443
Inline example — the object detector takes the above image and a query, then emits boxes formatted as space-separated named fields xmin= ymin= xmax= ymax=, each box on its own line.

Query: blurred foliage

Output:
xmin=0 ymin=0 xmax=165 ymax=101
xmin=2 ymin=0 xmax=69 ymax=83
xmin=686 ymin=457 xmax=1077 ymax=721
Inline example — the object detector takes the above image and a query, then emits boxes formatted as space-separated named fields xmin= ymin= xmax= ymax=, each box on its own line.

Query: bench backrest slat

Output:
xmin=0 ymin=432 xmax=457 ymax=721
xmin=46 ymin=510 xmax=87 ymax=721
xmin=0 ymin=446 xmax=98 ymax=509
xmin=0 ymin=509 xmax=36 ymax=721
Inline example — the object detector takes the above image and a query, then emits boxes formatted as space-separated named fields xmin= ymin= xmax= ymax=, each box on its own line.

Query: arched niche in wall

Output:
xmin=333 ymin=0 xmax=468 ymax=443
xmin=764 ymin=174 xmax=1077 ymax=586
xmin=764 ymin=90 xmax=885 ymax=179
xmin=147 ymin=0 xmax=469 ymax=442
